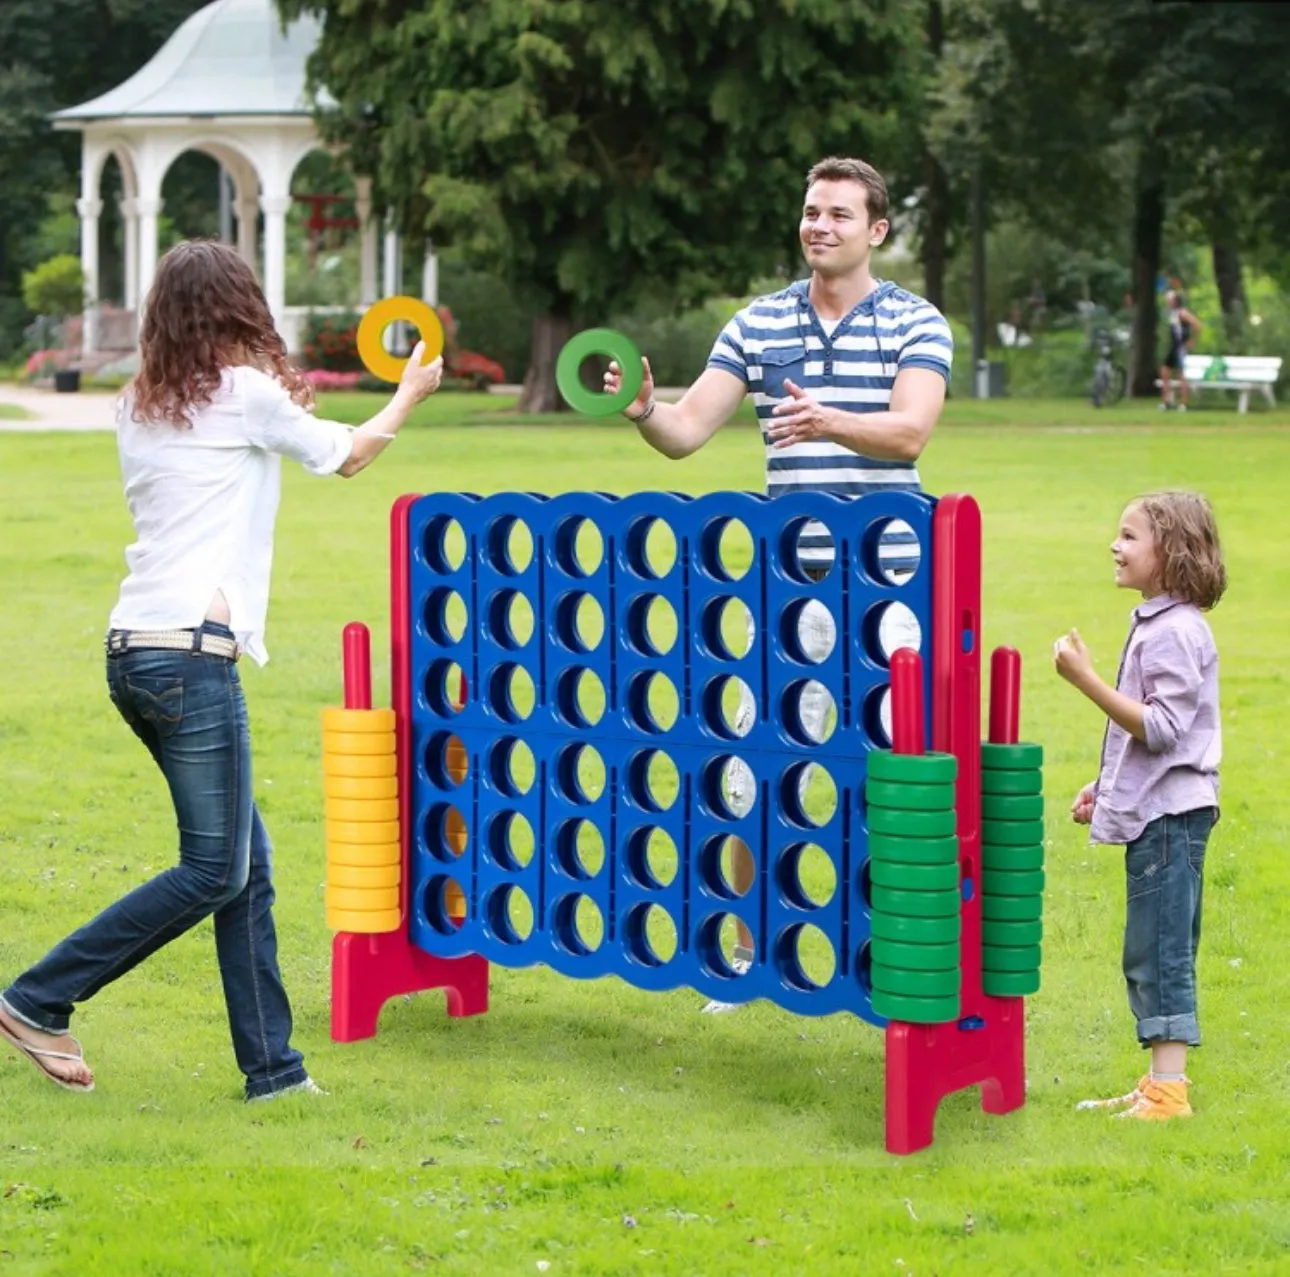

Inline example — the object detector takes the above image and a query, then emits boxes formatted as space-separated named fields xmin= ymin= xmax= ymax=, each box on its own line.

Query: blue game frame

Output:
xmin=404 ymin=490 xmax=936 ymax=1023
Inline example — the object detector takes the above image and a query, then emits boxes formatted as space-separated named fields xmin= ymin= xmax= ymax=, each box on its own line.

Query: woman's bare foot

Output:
xmin=0 ymin=1004 xmax=95 ymax=1091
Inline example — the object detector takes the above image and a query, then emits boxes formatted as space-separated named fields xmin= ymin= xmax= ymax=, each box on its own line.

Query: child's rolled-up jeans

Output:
xmin=1122 ymin=807 xmax=1215 ymax=1048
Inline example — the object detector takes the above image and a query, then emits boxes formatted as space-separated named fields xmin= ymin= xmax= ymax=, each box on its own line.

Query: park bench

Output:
xmin=1160 ymin=354 xmax=1283 ymax=413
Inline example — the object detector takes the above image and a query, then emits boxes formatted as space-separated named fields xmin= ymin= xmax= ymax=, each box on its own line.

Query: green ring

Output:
xmin=982 ymin=943 xmax=1042 ymax=972
xmin=870 ymin=885 xmax=961 ymax=918
xmin=869 ymin=858 xmax=960 ymax=892
xmin=981 ymin=817 xmax=1046 ymax=847
xmin=869 ymin=912 xmax=961 ymax=944
xmin=981 ymin=892 xmax=1044 ymax=921
xmin=866 ymin=778 xmax=957 ymax=812
xmin=982 ymin=867 xmax=1046 ymax=896
xmin=980 ymin=742 xmax=1044 ymax=771
xmin=981 ymin=843 xmax=1045 ymax=872
xmin=866 ymin=750 xmax=958 ymax=785
xmin=981 ymin=893 xmax=1043 ymax=922
xmin=981 ymin=794 xmax=1044 ymax=822
xmin=871 ymin=964 xmax=961 ymax=998
xmin=983 ymin=918 xmax=1043 ymax=946
xmin=868 ymin=806 xmax=957 ymax=838
xmin=867 ymin=832 xmax=960 ymax=865
xmin=870 ymin=937 xmax=960 ymax=971
xmin=556 ymin=328 xmax=644 ymax=416
xmin=871 ymin=989 xmax=961 ymax=1024
xmin=981 ymin=770 xmax=1042 ymax=796
xmin=983 ymin=969 xmax=1040 ymax=997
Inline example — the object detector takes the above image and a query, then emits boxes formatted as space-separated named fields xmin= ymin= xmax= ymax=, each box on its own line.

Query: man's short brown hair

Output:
xmin=805 ymin=156 xmax=888 ymax=224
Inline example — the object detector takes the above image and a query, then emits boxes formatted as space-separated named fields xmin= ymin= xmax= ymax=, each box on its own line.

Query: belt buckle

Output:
xmin=106 ymin=630 xmax=129 ymax=655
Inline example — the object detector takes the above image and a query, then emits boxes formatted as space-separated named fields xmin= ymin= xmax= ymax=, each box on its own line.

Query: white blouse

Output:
xmin=108 ymin=365 xmax=355 ymax=665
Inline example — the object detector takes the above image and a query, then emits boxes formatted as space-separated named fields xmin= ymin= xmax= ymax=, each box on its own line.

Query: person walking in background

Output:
xmin=1159 ymin=289 xmax=1204 ymax=411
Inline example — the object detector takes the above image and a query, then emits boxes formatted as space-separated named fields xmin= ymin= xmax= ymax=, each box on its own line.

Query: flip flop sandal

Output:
xmin=0 ymin=1007 xmax=95 ymax=1093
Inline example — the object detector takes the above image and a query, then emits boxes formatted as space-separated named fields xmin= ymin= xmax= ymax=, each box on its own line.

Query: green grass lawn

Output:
xmin=1 ymin=398 xmax=1288 ymax=1275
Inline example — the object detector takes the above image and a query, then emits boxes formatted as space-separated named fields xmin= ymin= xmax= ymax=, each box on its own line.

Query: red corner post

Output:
xmin=883 ymin=494 xmax=1026 ymax=1154
xmin=330 ymin=494 xmax=488 ymax=1043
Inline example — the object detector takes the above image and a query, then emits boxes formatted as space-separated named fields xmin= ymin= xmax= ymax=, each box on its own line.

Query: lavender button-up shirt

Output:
xmin=1089 ymin=594 xmax=1221 ymax=846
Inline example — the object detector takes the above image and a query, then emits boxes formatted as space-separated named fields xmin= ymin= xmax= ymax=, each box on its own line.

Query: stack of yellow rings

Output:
xmin=322 ymin=706 xmax=401 ymax=933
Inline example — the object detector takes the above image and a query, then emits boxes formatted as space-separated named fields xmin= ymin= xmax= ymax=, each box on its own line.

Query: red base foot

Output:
xmin=884 ymin=998 xmax=1026 ymax=1154
xmin=331 ymin=930 xmax=490 ymax=1043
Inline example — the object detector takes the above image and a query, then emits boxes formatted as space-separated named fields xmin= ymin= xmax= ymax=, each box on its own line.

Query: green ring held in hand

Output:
xmin=556 ymin=328 xmax=644 ymax=415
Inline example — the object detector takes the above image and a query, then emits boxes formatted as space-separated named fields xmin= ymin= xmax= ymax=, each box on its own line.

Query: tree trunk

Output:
xmin=1129 ymin=164 xmax=1165 ymax=398
xmin=517 ymin=311 xmax=575 ymax=414
xmin=922 ymin=153 xmax=949 ymax=313
xmin=1211 ymin=238 xmax=1246 ymax=349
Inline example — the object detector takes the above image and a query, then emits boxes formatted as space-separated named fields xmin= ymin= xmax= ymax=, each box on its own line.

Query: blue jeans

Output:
xmin=1123 ymin=808 xmax=1213 ymax=1048
xmin=3 ymin=625 xmax=307 ymax=1098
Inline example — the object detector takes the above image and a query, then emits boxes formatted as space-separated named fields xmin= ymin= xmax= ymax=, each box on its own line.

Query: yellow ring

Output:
xmin=321 ymin=731 xmax=395 ymax=757
xmin=326 ymin=840 xmax=401 ymax=867
xmin=328 ymin=863 xmax=401 ymax=889
xmin=356 ymin=296 xmax=445 ymax=383
xmin=324 ymin=774 xmax=398 ymax=801
xmin=323 ymin=753 xmax=396 ymax=779
xmin=321 ymin=708 xmax=396 ymax=734
xmin=324 ymin=797 xmax=401 ymax=824
xmin=326 ymin=906 xmax=402 ymax=934
xmin=328 ymin=819 xmax=400 ymax=845
xmin=325 ymin=884 xmax=402 ymax=911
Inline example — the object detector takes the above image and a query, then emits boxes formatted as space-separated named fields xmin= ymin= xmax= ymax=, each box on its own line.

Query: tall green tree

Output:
xmin=0 ymin=0 xmax=210 ymax=351
xmin=280 ymin=0 xmax=925 ymax=410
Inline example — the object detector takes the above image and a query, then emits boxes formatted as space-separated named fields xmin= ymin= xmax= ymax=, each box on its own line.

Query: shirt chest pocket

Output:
xmin=758 ymin=344 xmax=807 ymax=398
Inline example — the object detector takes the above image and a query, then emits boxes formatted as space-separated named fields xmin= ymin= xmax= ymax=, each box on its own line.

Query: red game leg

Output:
xmin=883 ymin=494 xmax=1026 ymax=1154
xmin=329 ymin=494 xmax=490 ymax=1043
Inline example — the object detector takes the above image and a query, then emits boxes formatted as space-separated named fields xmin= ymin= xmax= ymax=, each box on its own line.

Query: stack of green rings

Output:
xmin=865 ymin=750 xmax=962 ymax=1024
xmin=979 ymin=742 xmax=1045 ymax=997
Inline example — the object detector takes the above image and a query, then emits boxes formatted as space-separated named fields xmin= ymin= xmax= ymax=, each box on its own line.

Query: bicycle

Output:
xmin=1089 ymin=328 xmax=1127 ymax=407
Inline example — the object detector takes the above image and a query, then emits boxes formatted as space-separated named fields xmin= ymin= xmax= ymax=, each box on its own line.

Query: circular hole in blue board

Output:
xmin=626 ymin=748 xmax=679 ymax=813
xmin=860 ymin=600 xmax=923 ymax=668
xmin=696 ymin=911 xmax=754 ymax=979
xmin=487 ymin=662 xmax=535 ymax=724
xmin=554 ymin=666 xmax=606 ymax=729
xmin=552 ymin=892 xmax=604 ymax=956
xmin=485 ymin=883 xmax=533 ymax=944
xmin=425 ymin=731 xmax=468 ymax=789
xmin=553 ymin=516 xmax=604 ymax=578
xmin=698 ymin=517 xmax=753 ymax=583
xmin=776 ymin=516 xmax=835 ymax=584
xmin=861 ymin=684 xmax=893 ymax=747
xmin=776 ymin=842 xmax=837 ymax=910
xmin=625 ymin=825 xmax=677 ymax=889
xmin=699 ymin=596 xmax=754 ymax=661
xmin=699 ymin=833 xmax=753 ymax=901
xmin=623 ymin=902 xmax=679 ymax=967
xmin=488 ymin=809 xmax=534 ymax=870
xmin=626 ymin=670 xmax=679 ymax=734
xmin=423 ymin=873 xmax=468 ymax=935
xmin=424 ymin=586 xmax=467 ymax=646
xmin=778 ymin=762 xmax=838 ymax=830
xmin=554 ymin=743 xmax=606 ymax=805
xmin=855 ymin=938 xmax=874 ymax=995
xmin=625 ymin=593 xmax=677 ymax=657
xmin=623 ymin=516 xmax=678 ymax=580
xmin=424 ymin=802 xmax=468 ymax=862
xmin=555 ymin=818 xmax=605 ymax=880
xmin=486 ymin=736 xmax=534 ymax=798
xmin=486 ymin=589 xmax=534 ymax=650
xmin=485 ymin=515 xmax=533 ymax=575
xmin=860 ymin=517 xmax=922 ymax=586
xmin=423 ymin=515 xmax=467 ymax=574
xmin=701 ymin=754 xmax=756 ymax=820
xmin=554 ymin=590 xmax=605 ymax=653
xmin=781 ymin=678 xmax=837 ymax=747
xmin=777 ymin=922 xmax=837 ymax=992
xmin=425 ymin=659 xmax=466 ymax=717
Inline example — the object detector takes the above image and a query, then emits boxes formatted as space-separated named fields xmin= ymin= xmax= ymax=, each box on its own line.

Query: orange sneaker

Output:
xmin=1076 ymin=1075 xmax=1150 ymax=1112
xmin=1114 ymin=1077 xmax=1193 ymax=1121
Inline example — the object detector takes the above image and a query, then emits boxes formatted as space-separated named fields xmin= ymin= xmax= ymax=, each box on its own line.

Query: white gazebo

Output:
xmin=50 ymin=0 xmax=430 ymax=357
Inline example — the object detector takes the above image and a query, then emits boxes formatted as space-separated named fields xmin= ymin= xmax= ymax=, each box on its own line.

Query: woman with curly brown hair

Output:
xmin=0 ymin=240 xmax=442 ymax=1099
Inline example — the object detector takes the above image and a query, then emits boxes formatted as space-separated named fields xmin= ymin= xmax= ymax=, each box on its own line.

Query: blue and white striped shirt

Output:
xmin=707 ymin=279 xmax=953 ymax=571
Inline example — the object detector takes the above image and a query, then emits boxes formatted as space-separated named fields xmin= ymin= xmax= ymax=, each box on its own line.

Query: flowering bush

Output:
xmin=301 ymin=311 xmax=363 ymax=372
xmin=25 ymin=348 xmax=68 ymax=379
xmin=303 ymin=368 xmax=363 ymax=390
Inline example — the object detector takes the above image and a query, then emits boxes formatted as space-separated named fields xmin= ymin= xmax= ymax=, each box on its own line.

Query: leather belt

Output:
xmin=105 ymin=628 xmax=240 ymax=661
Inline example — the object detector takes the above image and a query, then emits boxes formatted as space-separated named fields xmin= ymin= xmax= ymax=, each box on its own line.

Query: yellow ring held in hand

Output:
xmin=356 ymin=296 xmax=446 ymax=383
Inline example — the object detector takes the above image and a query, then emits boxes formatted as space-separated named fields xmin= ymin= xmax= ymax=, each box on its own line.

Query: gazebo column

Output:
xmin=237 ymin=191 xmax=260 ymax=276
xmin=422 ymin=245 xmax=438 ymax=308
xmin=136 ymin=196 xmax=163 ymax=312
xmin=355 ymin=176 xmax=378 ymax=305
xmin=119 ymin=197 xmax=139 ymax=312
xmin=382 ymin=221 xmax=402 ymax=351
xmin=261 ymin=193 xmax=290 ymax=338
xmin=76 ymin=196 xmax=103 ymax=356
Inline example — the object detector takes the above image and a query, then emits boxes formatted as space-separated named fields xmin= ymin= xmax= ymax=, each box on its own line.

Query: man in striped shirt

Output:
xmin=607 ymin=156 xmax=953 ymax=1011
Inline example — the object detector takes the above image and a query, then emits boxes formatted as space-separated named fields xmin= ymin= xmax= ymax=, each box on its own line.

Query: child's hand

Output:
xmin=1071 ymin=782 xmax=1096 ymax=825
xmin=1053 ymin=628 xmax=1095 ymax=687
